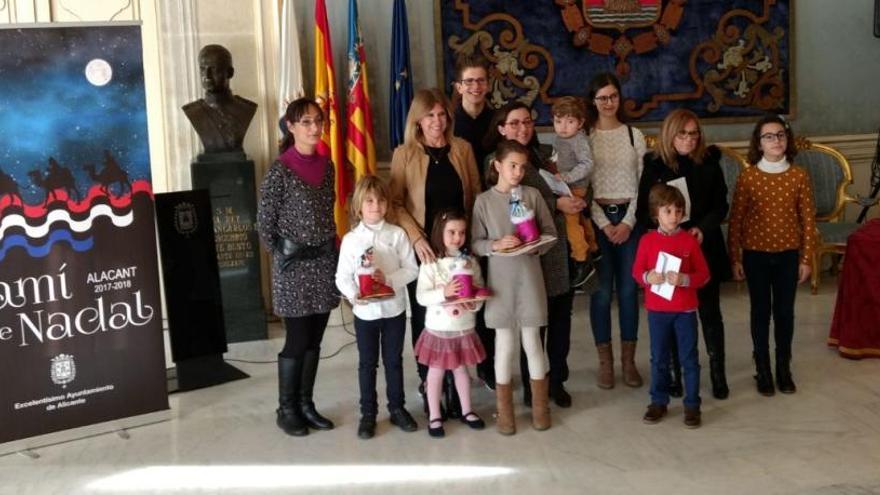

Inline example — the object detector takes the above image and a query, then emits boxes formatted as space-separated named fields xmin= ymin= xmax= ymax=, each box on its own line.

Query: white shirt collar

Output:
xmin=358 ymin=220 xmax=386 ymax=232
xmin=757 ymin=156 xmax=790 ymax=174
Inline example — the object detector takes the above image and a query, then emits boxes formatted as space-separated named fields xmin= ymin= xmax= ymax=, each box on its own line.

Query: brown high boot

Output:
xmin=621 ymin=341 xmax=643 ymax=387
xmin=530 ymin=377 xmax=551 ymax=431
xmin=596 ymin=343 xmax=614 ymax=389
xmin=495 ymin=382 xmax=516 ymax=435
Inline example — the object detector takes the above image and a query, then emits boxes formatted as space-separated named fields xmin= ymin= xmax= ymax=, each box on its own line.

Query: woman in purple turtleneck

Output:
xmin=257 ymin=98 xmax=339 ymax=437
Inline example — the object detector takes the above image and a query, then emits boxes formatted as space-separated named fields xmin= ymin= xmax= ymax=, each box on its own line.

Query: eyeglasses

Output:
xmin=760 ymin=131 xmax=787 ymax=142
xmin=676 ymin=129 xmax=701 ymax=139
xmin=459 ymin=77 xmax=488 ymax=87
xmin=296 ymin=118 xmax=324 ymax=128
xmin=593 ymin=93 xmax=619 ymax=104
xmin=504 ymin=119 xmax=534 ymax=129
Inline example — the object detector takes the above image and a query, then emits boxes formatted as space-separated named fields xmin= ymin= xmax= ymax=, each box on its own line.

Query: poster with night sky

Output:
xmin=0 ymin=24 xmax=168 ymax=447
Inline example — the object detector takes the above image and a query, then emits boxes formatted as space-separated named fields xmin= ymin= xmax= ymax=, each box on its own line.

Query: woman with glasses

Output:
xmin=389 ymin=88 xmax=482 ymax=421
xmin=729 ymin=114 xmax=817 ymax=396
xmin=483 ymin=101 xmax=586 ymax=409
xmin=635 ymin=109 xmax=732 ymax=400
xmin=257 ymin=98 xmax=339 ymax=437
xmin=586 ymin=72 xmax=647 ymax=390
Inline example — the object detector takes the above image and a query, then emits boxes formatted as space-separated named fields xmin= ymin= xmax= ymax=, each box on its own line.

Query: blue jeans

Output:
xmin=648 ymin=311 xmax=701 ymax=408
xmin=355 ymin=313 xmax=407 ymax=416
xmin=590 ymin=207 xmax=640 ymax=344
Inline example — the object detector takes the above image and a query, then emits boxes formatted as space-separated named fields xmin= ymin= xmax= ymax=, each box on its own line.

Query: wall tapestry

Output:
xmin=436 ymin=0 xmax=792 ymax=125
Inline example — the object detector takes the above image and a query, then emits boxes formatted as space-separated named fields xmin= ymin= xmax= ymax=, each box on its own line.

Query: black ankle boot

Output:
xmin=754 ymin=355 xmax=775 ymax=397
xmin=277 ymin=356 xmax=308 ymax=436
xmin=298 ymin=350 xmax=334 ymax=430
xmin=443 ymin=372 xmax=462 ymax=419
xmin=776 ymin=356 xmax=797 ymax=394
xmin=550 ymin=381 xmax=572 ymax=408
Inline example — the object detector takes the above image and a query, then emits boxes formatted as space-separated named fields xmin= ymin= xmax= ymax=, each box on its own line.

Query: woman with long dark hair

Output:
xmin=257 ymin=98 xmax=339 ymax=437
xmin=585 ymin=73 xmax=646 ymax=390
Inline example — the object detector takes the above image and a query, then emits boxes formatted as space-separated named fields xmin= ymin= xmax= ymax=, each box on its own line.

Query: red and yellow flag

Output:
xmin=345 ymin=0 xmax=376 ymax=180
xmin=314 ymin=0 xmax=348 ymax=237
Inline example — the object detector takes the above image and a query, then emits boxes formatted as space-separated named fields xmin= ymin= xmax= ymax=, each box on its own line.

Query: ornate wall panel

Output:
xmin=436 ymin=0 xmax=792 ymax=125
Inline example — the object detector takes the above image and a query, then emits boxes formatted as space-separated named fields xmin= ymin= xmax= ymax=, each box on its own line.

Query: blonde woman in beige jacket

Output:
xmin=388 ymin=88 xmax=481 ymax=419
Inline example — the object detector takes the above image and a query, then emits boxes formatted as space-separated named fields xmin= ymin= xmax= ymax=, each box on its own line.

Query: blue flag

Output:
xmin=389 ymin=0 xmax=413 ymax=150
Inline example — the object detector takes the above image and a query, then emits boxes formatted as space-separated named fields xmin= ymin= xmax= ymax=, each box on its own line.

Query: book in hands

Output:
xmin=538 ymin=169 xmax=573 ymax=197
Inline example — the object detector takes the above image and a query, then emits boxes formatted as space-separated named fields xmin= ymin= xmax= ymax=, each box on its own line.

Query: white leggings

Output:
xmin=494 ymin=327 xmax=547 ymax=385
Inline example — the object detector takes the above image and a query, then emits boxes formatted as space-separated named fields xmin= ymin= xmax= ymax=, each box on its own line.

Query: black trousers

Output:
xmin=742 ymin=249 xmax=799 ymax=361
xmin=520 ymin=291 xmax=574 ymax=385
xmin=475 ymin=256 xmax=495 ymax=380
xmin=280 ymin=312 xmax=330 ymax=358
xmin=406 ymin=280 xmax=428 ymax=382
xmin=355 ymin=313 xmax=407 ymax=416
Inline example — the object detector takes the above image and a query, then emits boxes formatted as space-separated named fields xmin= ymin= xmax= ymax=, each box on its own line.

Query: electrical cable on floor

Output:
xmin=224 ymin=297 xmax=358 ymax=365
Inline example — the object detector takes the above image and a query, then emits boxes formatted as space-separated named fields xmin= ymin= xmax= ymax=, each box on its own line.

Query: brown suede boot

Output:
xmin=621 ymin=341 xmax=643 ymax=387
xmin=596 ymin=343 xmax=614 ymax=389
xmin=495 ymin=383 xmax=516 ymax=436
xmin=530 ymin=377 xmax=551 ymax=431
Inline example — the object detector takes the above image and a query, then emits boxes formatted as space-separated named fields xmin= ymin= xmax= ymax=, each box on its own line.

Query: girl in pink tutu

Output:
xmin=415 ymin=209 xmax=488 ymax=438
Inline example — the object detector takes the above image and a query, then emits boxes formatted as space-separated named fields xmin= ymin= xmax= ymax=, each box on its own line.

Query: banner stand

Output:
xmin=0 ymin=409 xmax=171 ymax=458
xmin=167 ymin=355 xmax=249 ymax=393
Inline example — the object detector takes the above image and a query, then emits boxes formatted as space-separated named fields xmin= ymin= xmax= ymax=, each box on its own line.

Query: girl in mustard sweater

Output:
xmin=728 ymin=115 xmax=817 ymax=397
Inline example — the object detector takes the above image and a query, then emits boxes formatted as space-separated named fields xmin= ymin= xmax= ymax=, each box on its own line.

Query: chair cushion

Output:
xmin=718 ymin=155 xmax=742 ymax=220
xmin=817 ymin=222 xmax=859 ymax=245
xmin=798 ymin=150 xmax=845 ymax=218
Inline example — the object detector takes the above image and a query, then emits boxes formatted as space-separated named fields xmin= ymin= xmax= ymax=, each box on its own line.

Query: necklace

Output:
xmin=424 ymin=144 xmax=449 ymax=165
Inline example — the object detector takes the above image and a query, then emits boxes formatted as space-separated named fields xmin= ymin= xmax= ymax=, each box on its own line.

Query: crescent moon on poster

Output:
xmin=84 ymin=58 xmax=113 ymax=86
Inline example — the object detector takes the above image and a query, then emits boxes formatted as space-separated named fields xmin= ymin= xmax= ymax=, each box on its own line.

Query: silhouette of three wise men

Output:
xmin=5 ymin=150 xmax=132 ymax=206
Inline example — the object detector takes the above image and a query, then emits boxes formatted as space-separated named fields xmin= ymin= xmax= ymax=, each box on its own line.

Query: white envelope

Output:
xmin=651 ymin=251 xmax=682 ymax=301
xmin=666 ymin=177 xmax=691 ymax=223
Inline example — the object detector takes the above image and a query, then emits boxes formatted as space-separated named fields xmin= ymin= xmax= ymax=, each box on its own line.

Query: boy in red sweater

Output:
xmin=632 ymin=184 xmax=710 ymax=428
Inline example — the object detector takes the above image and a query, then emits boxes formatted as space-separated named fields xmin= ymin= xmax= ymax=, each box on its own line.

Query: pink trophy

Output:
xmin=510 ymin=186 xmax=540 ymax=243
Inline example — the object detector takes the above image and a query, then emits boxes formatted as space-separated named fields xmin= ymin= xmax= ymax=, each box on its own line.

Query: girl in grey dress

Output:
xmin=471 ymin=140 xmax=557 ymax=435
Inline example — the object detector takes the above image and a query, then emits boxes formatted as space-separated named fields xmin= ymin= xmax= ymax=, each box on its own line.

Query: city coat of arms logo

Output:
xmin=50 ymin=353 xmax=76 ymax=388
xmin=173 ymin=202 xmax=198 ymax=236
xmin=583 ymin=0 xmax=662 ymax=30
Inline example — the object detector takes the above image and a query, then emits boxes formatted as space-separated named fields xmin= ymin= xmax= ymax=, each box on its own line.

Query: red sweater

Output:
xmin=632 ymin=229 xmax=710 ymax=312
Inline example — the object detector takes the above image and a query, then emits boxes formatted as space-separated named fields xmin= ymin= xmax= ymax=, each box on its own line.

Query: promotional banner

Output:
xmin=0 ymin=24 xmax=168 ymax=445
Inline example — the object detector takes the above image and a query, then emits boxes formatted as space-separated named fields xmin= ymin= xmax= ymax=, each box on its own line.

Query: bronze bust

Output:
xmin=182 ymin=45 xmax=258 ymax=154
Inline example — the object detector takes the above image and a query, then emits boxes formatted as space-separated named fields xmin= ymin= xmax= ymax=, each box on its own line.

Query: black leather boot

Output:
xmin=704 ymin=324 xmax=729 ymax=399
xmin=443 ymin=372 xmax=462 ymax=419
xmin=277 ymin=356 xmax=308 ymax=436
xmin=754 ymin=354 xmax=775 ymax=397
xmin=299 ymin=350 xmax=334 ymax=430
xmin=550 ymin=381 xmax=572 ymax=408
xmin=776 ymin=354 xmax=797 ymax=394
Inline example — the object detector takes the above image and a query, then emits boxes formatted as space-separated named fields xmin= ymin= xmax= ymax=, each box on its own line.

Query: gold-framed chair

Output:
xmin=793 ymin=138 xmax=880 ymax=293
